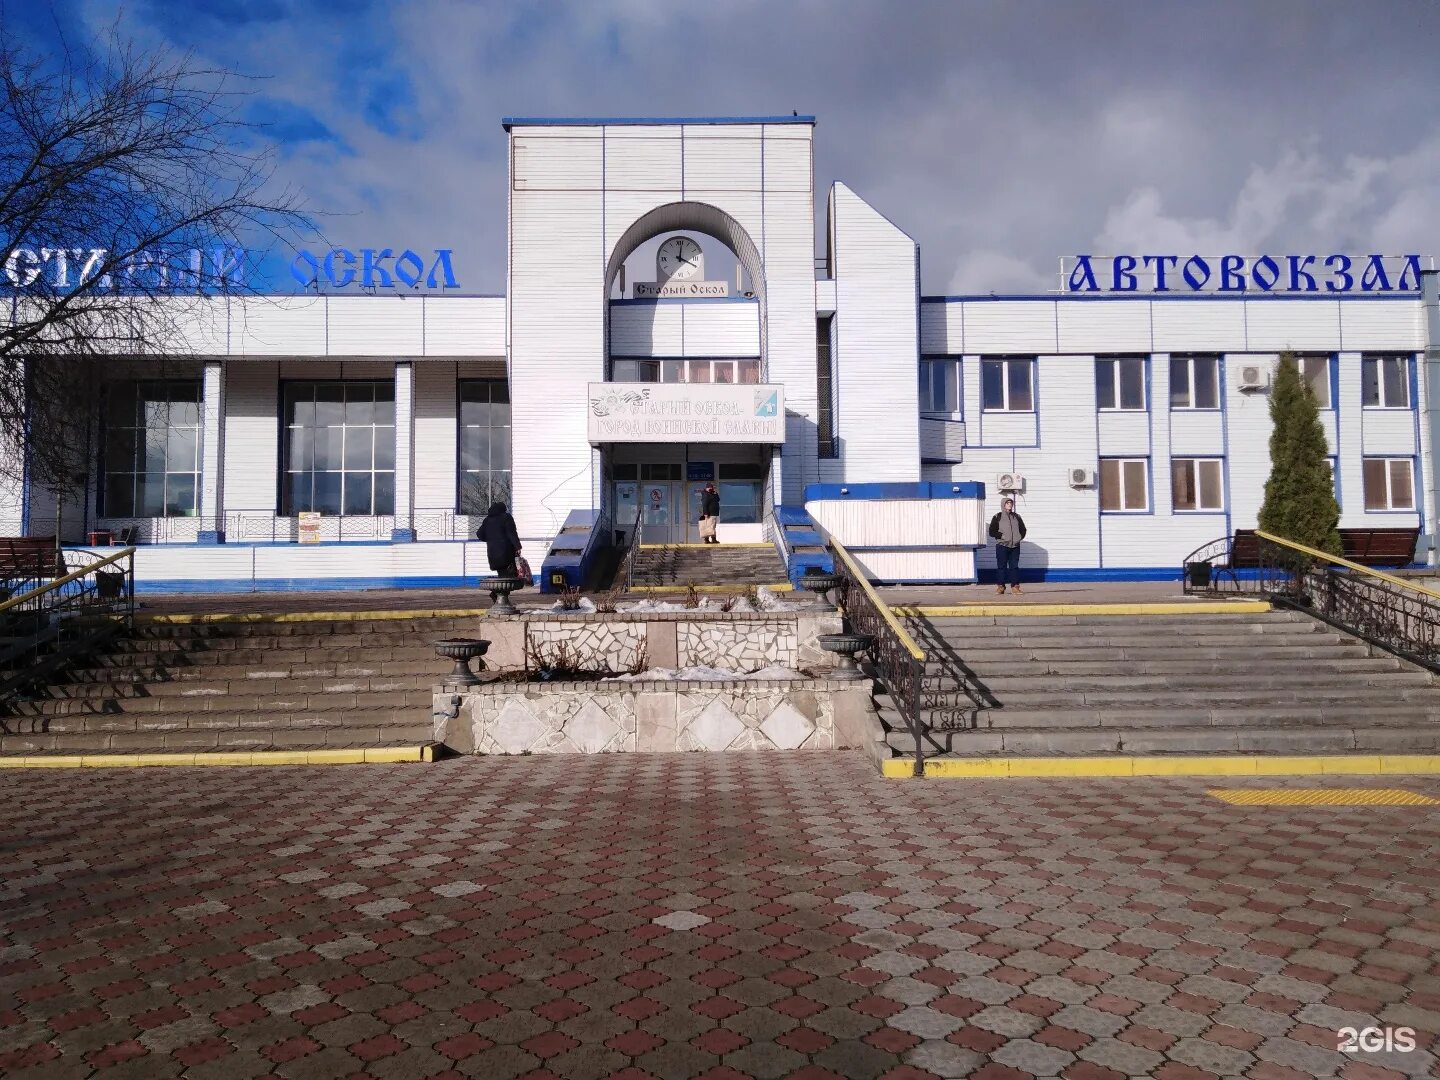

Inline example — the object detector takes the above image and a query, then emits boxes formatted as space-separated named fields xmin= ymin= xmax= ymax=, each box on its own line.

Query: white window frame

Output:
xmin=1362 ymin=457 xmax=1415 ymax=511
xmin=1170 ymin=457 xmax=1225 ymax=512
xmin=919 ymin=358 xmax=961 ymax=414
xmin=1362 ymin=355 xmax=1411 ymax=409
xmin=1169 ymin=354 xmax=1220 ymax=410
xmin=1096 ymin=356 xmax=1146 ymax=411
xmin=980 ymin=357 xmax=1035 ymax=413
xmin=1299 ymin=354 xmax=1332 ymax=409
xmin=1099 ymin=457 xmax=1150 ymax=513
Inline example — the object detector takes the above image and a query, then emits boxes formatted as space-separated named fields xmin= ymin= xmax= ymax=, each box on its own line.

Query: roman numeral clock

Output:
xmin=657 ymin=236 xmax=703 ymax=281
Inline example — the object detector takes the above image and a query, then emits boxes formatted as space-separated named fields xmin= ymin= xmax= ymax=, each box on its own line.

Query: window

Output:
xmin=1171 ymin=458 xmax=1224 ymax=511
xmin=613 ymin=359 xmax=759 ymax=385
xmin=101 ymin=380 xmax=202 ymax=518
xmin=980 ymin=357 xmax=1034 ymax=412
xmin=1362 ymin=458 xmax=1414 ymax=511
xmin=920 ymin=358 xmax=960 ymax=413
xmin=1096 ymin=356 xmax=1146 ymax=410
xmin=282 ymin=381 xmax=395 ymax=516
xmin=1099 ymin=458 xmax=1149 ymax=512
xmin=817 ymin=317 xmax=836 ymax=457
xmin=718 ymin=462 xmax=766 ymax=523
xmin=458 ymin=380 xmax=512 ymax=515
xmin=1362 ymin=355 xmax=1411 ymax=408
xmin=1299 ymin=354 xmax=1331 ymax=408
xmin=1170 ymin=355 xmax=1220 ymax=409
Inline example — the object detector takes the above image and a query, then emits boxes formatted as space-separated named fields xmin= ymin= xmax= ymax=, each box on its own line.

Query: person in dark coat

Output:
xmin=476 ymin=502 xmax=522 ymax=576
xmin=987 ymin=496 xmax=1027 ymax=595
xmin=700 ymin=483 xmax=722 ymax=544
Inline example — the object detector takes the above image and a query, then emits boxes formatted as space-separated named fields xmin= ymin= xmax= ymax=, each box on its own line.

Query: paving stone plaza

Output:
xmin=2 ymin=753 xmax=1438 ymax=1078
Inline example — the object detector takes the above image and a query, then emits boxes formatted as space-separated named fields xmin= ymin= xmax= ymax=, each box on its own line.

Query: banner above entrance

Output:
xmin=587 ymin=383 xmax=785 ymax=444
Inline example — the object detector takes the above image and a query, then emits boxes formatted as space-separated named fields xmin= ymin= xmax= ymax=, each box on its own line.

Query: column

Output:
xmin=392 ymin=361 xmax=415 ymax=541
xmin=198 ymin=360 xmax=225 ymax=543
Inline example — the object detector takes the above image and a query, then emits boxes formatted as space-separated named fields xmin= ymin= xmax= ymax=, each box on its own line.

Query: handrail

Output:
xmin=0 ymin=546 xmax=136 ymax=615
xmin=827 ymin=534 xmax=925 ymax=662
xmin=1254 ymin=529 xmax=1440 ymax=601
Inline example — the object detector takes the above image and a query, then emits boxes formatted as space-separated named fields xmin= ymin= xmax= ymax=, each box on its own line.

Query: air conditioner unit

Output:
xmin=1068 ymin=467 xmax=1096 ymax=489
xmin=996 ymin=472 xmax=1026 ymax=493
xmin=1239 ymin=365 xmax=1270 ymax=391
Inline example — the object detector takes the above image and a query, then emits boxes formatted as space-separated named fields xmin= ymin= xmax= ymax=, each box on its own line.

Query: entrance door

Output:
xmin=686 ymin=482 xmax=709 ymax=543
xmin=640 ymin=482 xmax=681 ymax=544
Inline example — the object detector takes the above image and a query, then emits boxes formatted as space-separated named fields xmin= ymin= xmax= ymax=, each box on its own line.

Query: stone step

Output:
xmin=66 ymin=659 xmax=444 ymax=682
xmin=6 ymin=708 xmax=428 ymax=735
xmin=943 ymin=670 xmax=1435 ymax=694
xmin=111 ymin=631 xmax=464 ymax=652
xmin=129 ymin=617 xmax=481 ymax=639
xmin=93 ymin=645 xmax=452 ymax=665
xmin=922 ymin=642 xmax=1368 ymax=666
xmin=883 ymin=722 xmax=1440 ymax=757
xmin=911 ymin=612 xmax=1311 ymax=628
xmin=918 ymin=628 xmax=1352 ymax=648
xmin=919 ymin=657 xmax=1404 ymax=682
xmin=942 ymin=683 xmax=1439 ymax=709
xmin=0 ymin=726 xmax=435 ymax=754
xmin=39 ymin=672 xmax=437 ymax=699
xmin=8 ymin=688 xmax=432 ymax=717
xmin=907 ymin=699 xmax=1440 ymax=728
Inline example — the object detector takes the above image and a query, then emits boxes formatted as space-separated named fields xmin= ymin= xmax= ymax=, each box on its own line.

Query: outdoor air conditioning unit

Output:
xmin=996 ymin=472 xmax=1026 ymax=494
xmin=1068 ymin=467 xmax=1096 ymax=489
xmin=1239 ymin=364 xmax=1270 ymax=391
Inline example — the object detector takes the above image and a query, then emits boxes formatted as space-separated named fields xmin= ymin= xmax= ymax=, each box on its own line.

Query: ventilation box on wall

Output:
xmin=1067 ymin=467 xmax=1096 ymax=489
xmin=1239 ymin=365 xmax=1270 ymax=391
xmin=996 ymin=472 xmax=1026 ymax=493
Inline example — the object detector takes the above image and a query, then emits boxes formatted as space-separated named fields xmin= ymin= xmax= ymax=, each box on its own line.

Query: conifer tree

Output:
xmin=1258 ymin=352 xmax=1341 ymax=554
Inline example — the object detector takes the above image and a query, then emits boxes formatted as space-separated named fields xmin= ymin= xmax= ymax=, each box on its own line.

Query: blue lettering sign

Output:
xmin=324 ymin=248 xmax=356 ymax=287
xmin=1065 ymin=254 xmax=1425 ymax=294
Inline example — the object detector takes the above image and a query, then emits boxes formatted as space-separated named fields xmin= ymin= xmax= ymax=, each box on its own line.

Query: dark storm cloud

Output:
xmin=52 ymin=1 xmax=1440 ymax=292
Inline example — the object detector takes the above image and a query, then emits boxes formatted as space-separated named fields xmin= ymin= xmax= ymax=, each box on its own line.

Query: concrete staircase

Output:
xmin=630 ymin=544 xmax=789 ymax=589
xmin=0 ymin=615 xmax=470 ymax=754
xmin=878 ymin=609 xmax=1440 ymax=758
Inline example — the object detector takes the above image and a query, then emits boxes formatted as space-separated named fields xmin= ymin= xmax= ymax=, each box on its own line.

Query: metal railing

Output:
xmin=1184 ymin=529 xmax=1440 ymax=672
xmin=0 ymin=546 xmax=136 ymax=707
xmin=826 ymin=533 xmax=928 ymax=777
xmin=620 ymin=515 xmax=645 ymax=592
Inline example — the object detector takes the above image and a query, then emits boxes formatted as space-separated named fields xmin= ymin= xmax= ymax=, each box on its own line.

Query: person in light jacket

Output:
xmin=700 ymin=482 xmax=722 ymax=544
xmin=476 ymin=501 xmax=522 ymax=577
xmin=987 ymin=497 xmax=1027 ymax=595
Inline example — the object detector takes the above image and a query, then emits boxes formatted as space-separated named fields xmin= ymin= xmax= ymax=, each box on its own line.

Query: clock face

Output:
xmin=657 ymin=236 xmax=703 ymax=281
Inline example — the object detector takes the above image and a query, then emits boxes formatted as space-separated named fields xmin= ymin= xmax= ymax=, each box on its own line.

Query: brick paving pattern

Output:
xmin=2 ymin=753 xmax=1438 ymax=1078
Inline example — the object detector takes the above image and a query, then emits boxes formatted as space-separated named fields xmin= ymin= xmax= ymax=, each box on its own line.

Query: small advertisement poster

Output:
xmin=298 ymin=511 xmax=322 ymax=544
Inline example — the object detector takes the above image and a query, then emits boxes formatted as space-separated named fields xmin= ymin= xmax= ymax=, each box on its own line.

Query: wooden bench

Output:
xmin=0 ymin=537 xmax=59 ymax=586
xmin=1226 ymin=527 xmax=1418 ymax=572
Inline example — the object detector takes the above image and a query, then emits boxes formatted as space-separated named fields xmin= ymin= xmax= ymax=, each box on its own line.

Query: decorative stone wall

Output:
xmin=432 ymin=677 xmax=873 ymax=755
xmin=676 ymin=620 xmax=795 ymax=669
xmin=477 ymin=610 xmax=842 ymax=675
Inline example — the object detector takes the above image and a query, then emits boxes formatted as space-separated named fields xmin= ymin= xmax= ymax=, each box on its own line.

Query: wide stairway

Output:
xmin=630 ymin=543 xmax=789 ymax=588
xmin=0 ymin=615 xmax=466 ymax=754
xmin=880 ymin=609 xmax=1440 ymax=758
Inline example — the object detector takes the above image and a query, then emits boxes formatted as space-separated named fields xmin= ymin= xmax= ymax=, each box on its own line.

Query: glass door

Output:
xmin=641 ymin=482 xmax=680 ymax=544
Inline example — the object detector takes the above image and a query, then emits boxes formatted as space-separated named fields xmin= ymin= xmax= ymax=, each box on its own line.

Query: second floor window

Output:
xmin=1171 ymin=458 xmax=1224 ymax=511
xmin=612 ymin=359 xmax=760 ymax=384
xmin=1362 ymin=355 xmax=1410 ymax=408
xmin=981 ymin=357 xmax=1034 ymax=412
xmin=1299 ymin=354 xmax=1332 ymax=408
xmin=1170 ymin=355 xmax=1220 ymax=409
xmin=1096 ymin=356 xmax=1145 ymax=410
xmin=1362 ymin=458 xmax=1414 ymax=511
xmin=919 ymin=359 xmax=960 ymax=413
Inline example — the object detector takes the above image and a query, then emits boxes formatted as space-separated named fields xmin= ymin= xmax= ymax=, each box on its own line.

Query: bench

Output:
xmin=0 ymin=537 xmax=59 ymax=586
xmin=1222 ymin=527 xmax=1419 ymax=575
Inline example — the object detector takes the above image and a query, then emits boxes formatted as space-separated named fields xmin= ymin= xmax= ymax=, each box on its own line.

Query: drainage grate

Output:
xmin=1207 ymin=788 xmax=1440 ymax=806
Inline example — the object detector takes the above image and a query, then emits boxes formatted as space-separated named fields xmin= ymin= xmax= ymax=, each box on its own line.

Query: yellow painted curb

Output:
xmin=625 ymin=583 xmax=794 ymax=594
xmin=139 ymin=609 xmax=489 ymax=625
xmin=878 ymin=754 xmax=1440 ymax=779
xmin=0 ymin=746 xmax=435 ymax=768
xmin=897 ymin=601 xmax=1272 ymax=617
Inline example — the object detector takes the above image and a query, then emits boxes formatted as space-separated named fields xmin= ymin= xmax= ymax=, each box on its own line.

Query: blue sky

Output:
xmin=10 ymin=1 xmax=1440 ymax=295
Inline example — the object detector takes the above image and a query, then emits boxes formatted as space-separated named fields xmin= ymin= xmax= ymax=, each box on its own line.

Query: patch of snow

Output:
xmin=604 ymin=665 xmax=803 ymax=683
xmin=756 ymin=586 xmax=806 ymax=611
xmin=549 ymin=598 xmax=597 ymax=613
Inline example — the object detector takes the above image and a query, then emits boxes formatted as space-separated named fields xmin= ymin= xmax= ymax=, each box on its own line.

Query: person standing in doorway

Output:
xmin=987 ymin=497 xmax=1027 ymax=595
xmin=700 ymin=482 xmax=722 ymax=544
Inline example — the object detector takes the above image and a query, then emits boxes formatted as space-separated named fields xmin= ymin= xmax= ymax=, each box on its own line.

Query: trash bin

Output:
xmin=1185 ymin=561 xmax=1212 ymax=589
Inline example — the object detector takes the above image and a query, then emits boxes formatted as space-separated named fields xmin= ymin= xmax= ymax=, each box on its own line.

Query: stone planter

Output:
xmin=487 ymin=577 xmax=525 ymax=615
xmin=434 ymin=638 xmax=490 ymax=686
xmin=817 ymin=632 xmax=873 ymax=680
xmin=799 ymin=571 xmax=842 ymax=611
